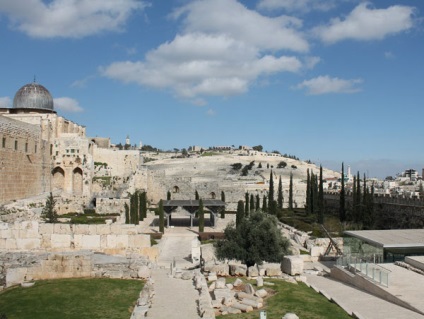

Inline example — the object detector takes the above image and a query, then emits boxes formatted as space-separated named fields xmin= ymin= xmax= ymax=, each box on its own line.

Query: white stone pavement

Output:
xmin=147 ymin=228 xmax=201 ymax=319
xmin=305 ymin=273 xmax=424 ymax=319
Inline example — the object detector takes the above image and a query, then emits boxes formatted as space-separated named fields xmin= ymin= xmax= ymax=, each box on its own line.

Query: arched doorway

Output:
xmin=52 ymin=167 xmax=65 ymax=191
xmin=73 ymin=167 xmax=83 ymax=195
xmin=210 ymin=192 xmax=216 ymax=199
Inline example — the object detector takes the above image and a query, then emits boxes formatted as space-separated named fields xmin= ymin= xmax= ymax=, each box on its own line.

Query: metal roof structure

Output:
xmin=345 ymin=229 xmax=424 ymax=249
xmin=162 ymin=200 xmax=225 ymax=207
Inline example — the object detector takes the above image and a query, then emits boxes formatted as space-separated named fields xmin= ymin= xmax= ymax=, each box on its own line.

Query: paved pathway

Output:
xmin=147 ymin=228 xmax=201 ymax=319
xmin=305 ymin=274 xmax=424 ymax=319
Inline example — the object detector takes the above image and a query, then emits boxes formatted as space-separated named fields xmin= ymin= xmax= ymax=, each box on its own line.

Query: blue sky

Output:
xmin=0 ymin=0 xmax=423 ymax=178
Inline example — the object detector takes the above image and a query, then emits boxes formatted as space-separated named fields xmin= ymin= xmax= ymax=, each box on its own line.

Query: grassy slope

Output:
xmin=217 ymin=279 xmax=352 ymax=319
xmin=0 ymin=278 xmax=143 ymax=319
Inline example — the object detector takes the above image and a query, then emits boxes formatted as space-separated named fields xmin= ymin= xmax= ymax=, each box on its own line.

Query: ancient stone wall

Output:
xmin=93 ymin=148 xmax=141 ymax=178
xmin=0 ymin=116 xmax=50 ymax=203
xmin=0 ymin=221 xmax=152 ymax=255
xmin=95 ymin=197 xmax=128 ymax=217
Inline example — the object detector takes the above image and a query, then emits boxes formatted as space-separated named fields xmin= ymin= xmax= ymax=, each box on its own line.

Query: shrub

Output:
xmin=277 ymin=161 xmax=287 ymax=168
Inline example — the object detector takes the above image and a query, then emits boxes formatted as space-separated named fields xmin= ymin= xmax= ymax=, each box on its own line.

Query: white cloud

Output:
xmin=384 ymin=51 xmax=395 ymax=59
xmin=304 ymin=56 xmax=321 ymax=69
xmin=101 ymin=0 xmax=306 ymax=103
xmin=54 ymin=97 xmax=83 ymax=112
xmin=313 ymin=3 xmax=416 ymax=44
xmin=0 ymin=0 xmax=147 ymax=38
xmin=295 ymin=75 xmax=362 ymax=95
xmin=0 ymin=97 xmax=11 ymax=108
xmin=257 ymin=0 xmax=337 ymax=13
xmin=172 ymin=0 xmax=308 ymax=52
xmin=206 ymin=108 xmax=215 ymax=116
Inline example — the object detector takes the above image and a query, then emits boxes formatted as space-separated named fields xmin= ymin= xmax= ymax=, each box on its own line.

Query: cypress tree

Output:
xmin=195 ymin=190 xmax=199 ymax=200
xmin=167 ymin=191 xmax=171 ymax=200
xmin=305 ymin=169 xmax=311 ymax=214
xmin=339 ymin=163 xmax=346 ymax=222
xmin=289 ymin=172 xmax=294 ymax=211
xmin=255 ymin=194 xmax=260 ymax=211
xmin=352 ymin=174 xmax=357 ymax=222
xmin=262 ymin=195 xmax=268 ymax=213
xmin=158 ymin=200 xmax=165 ymax=233
xmin=198 ymin=199 xmax=205 ymax=232
xmin=311 ymin=173 xmax=318 ymax=215
xmin=236 ymin=200 xmax=245 ymax=228
xmin=356 ymin=172 xmax=361 ymax=223
xmin=317 ymin=165 xmax=324 ymax=223
xmin=269 ymin=170 xmax=274 ymax=204
xmin=245 ymin=192 xmax=249 ymax=216
xmin=277 ymin=176 xmax=283 ymax=209
xmin=42 ymin=192 xmax=58 ymax=223
xmin=220 ymin=191 xmax=226 ymax=218
xmin=140 ymin=191 xmax=147 ymax=221
xmin=250 ymin=194 xmax=255 ymax=212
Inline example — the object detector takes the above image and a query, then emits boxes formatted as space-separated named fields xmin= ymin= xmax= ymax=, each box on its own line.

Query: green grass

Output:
xmin=0 ymin=278 xmax=143 ymax=319
xmin=216 ymin=279 xmax=352 ymax=319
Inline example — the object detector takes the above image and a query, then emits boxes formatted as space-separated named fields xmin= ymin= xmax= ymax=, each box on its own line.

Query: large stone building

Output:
xmin=0 ymin=81 xmax=94 ymax=203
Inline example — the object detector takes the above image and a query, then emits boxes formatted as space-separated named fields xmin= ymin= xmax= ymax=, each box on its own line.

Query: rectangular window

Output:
xmin=2 ymin=137 xmax=5 ymax=148
xmin=25 ymin=142 xmax=28 ymax=153
xmin=35 ymin=144 xmax=37 ymax=153
xmin=15 ymin=140 xmax=18 ymax=151
xmin=50 ymin=144 xmax=53 ymax=155
xmin=71 ymin=149 xmax=75 ymax=153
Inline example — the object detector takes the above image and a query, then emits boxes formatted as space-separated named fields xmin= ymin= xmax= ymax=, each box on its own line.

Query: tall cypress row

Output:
xmin=262 ymin=195 xmax=267 ymax=213
xmin=245 ymin=192 xmax=249 ymax=216
xmin=250 ymin=194 xmax=255 ymax=212
xmin=236 ymin=200 xmax=245 ymax=228
xmin=255 ymin=194 xmax=260 ymax=211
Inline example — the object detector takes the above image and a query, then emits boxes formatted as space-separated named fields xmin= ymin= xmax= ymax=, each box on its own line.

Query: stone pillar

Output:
xmin=166 ymin=214 xmax=170 ymax=228
xmin=190 ymin=214 xmax=193 ymax=228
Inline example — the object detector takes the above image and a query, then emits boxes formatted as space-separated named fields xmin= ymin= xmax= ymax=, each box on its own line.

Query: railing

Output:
xmin=337 ymin=255 xmax=391 ymax=287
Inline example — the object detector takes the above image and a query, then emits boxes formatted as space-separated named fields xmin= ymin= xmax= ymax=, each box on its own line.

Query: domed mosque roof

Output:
xmin=13 ymin=81 xmax=54 ymax=111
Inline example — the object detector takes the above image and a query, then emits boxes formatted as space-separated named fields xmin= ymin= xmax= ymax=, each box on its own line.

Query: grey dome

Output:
xmin=13 ymin=82 xmax=54 ymax=110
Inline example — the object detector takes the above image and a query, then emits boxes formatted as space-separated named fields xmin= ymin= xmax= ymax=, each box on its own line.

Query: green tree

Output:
xmin=277 ymin=176 xmax=283 ymax=209
xmin=236 ymin=200 xmax=245 ymax=228
xmin=42 ymin=192 xmax=58 ymax=223
xmin=195 ymin=190 xmax=199 ymax=200
xmin=317 ymin=165 xmax=324 ymax=223
xmin=305 ymin=169 xmax=311 ymax=214
xmin=220 ymin=191 xmax=226 ymax=218
xmin=269 ymin=170 xmax=274 ymax=204
xmin=289 ymin=172 xmax=294 ymax=211
xmin=255 ymin=194 xmax=260 ymax=211
xmin=167 ymin=191 xmax=171 ymax=200
xmin=250 ymin=194 xmax=255 ymax=212
xmin=181 ymin=148 xmax=188 ymax=157
xmin=158 ymin=200 xmax=165 ymax=233
xmin=252 ymin=145 xmax=263 ymax=152
xmin=258 ymin=162 xmax=262 ymax=169
xmin=215 ymin=211 xmax=291 ymax=267
xmin=198 ymin=199 xmax=205 ymax=232
xmin=245 ymin=192 xmax=249 ymax=216
xmin=277 ymin=161 xmax=287 ymax=169
xmin=339 ymin=163 xmax=346 ymax=222
xmin=262 ymin=195 xmax=268 ymax=212
xmin=139 ymin=191 xmax=147 ymax=221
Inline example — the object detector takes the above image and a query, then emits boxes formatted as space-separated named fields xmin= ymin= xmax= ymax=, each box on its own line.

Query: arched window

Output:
xmin=210 ymin=192 xmax=216 ymax=199
xmin=173 ymin=186 xmax=180 ymax=193
xmin=73 ymin=167 xmax=83 ymax=195
xmin=52 ymin=167 xmax=65 ymax=190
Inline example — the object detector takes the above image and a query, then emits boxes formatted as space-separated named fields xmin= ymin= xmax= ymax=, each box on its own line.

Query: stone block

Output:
xmin=256 ymin=276 xmax=263 ymax=287
xmin=310 ymin=246 xmax=324 ymax=257
xmin=229 ymin=263 xmax=247 ymax=276
xmin=264 ymin=263 xmax=282 ymax=277
xmin=51 ymin=234 xmax=71 ymax=249
xmin=6 ymin=267 xmax=27 ymax=287
xmin=282 ymin=256 xmax=304 ymax=276
xmin=115 ymin=235 xmax=129 ymax=248
xmin=0 ymin=238 xmax=6 ymax=249
xmin=128 ymin=234 xmax=150 ymax=248
xmin=214 ymin=288 xmax=234 ymax=302
xmin=39 ymin=223 xmax=54 ymax=235
xmin=201 ymin=243 xmax=216 ymax=262
xmin=96 ymin=224 xmax=111 ymax=235
xmin=53 ymin=224 xmax=71 ymax=234
xmin=248 ymin=265 xmax=259 ymax=277
xmin=6 ymin=238 xmax=17 ymax=249
xmin=0 ymin=222 xmax=8 ymax=230
xmin=215 ymin=277 xmax=226 ymax=289
xmin=16 ymin=238 xmax=41 ymax=250
xmin=73 ymin=225 xmax=89 ymax=235
xmin=244 ymin=283 xmax=255 ymax=295
xmin=233 ymin=278 xmax=243 ymax=287
xmin=80 ymin=235 xmax=101 ymax=249
xmin=0 ymin=229 xmax=11 ymax=239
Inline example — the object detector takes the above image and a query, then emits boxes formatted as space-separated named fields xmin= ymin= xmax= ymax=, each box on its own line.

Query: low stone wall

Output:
xmin=0 ymin=221 xmax=155 ymax=257
xmin=1 ymin=251 xmax=152 ymax=288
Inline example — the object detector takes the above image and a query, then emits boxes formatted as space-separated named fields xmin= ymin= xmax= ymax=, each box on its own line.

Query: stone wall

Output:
xmin=95 ymin=197 xmax=128 ymax=217
xmin=0 ymin=221 xmax=153 ymax=256
xmin=0 ymin=116 xmax=50 ymax=203
xmin=93 ymin=148 xmax=141 ymax=178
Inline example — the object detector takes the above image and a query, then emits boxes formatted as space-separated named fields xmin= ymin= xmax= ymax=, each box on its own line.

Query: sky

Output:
xmin=0 ymin=0 xmax=423 ymax=179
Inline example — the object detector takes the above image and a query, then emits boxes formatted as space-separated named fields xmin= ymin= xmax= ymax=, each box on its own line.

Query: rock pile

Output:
xmin=130 ymin=277 xmax=155 ymax=319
